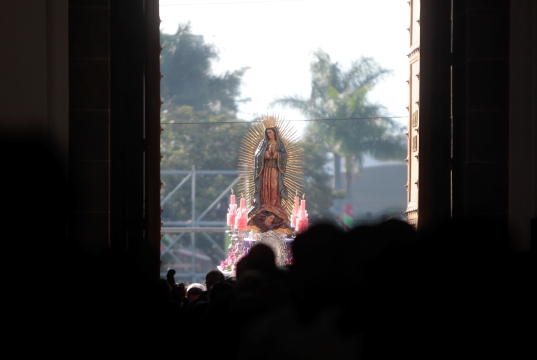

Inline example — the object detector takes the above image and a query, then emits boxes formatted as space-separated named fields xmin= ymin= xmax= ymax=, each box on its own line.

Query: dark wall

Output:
xmin=452 ymin=0 xmax=510 ymax=222
xmin=68 ymin=0 xmax=162 ymax=273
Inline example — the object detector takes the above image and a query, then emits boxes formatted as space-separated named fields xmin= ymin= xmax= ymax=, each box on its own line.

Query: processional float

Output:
xmin=218 ymin=114 xmax=307 ymax=275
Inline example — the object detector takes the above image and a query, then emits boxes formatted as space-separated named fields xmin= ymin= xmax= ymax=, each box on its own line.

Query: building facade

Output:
xmin=405 ymin=0 xmax=535 ymax=252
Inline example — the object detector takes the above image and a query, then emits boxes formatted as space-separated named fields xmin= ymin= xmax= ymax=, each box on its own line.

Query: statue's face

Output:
xmin=266 ymin=129 xmax=275 ymax=140
xmin=264 ymin=214 xmax=275 ymax=225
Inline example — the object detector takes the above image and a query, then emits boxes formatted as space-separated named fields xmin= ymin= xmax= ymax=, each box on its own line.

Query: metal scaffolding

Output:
xmin=160 ymin=167 xmax=239 ymax=282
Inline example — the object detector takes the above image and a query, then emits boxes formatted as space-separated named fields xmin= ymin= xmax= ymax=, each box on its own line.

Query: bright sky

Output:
xmin=159 ymin=0 xmax=410 ymax=134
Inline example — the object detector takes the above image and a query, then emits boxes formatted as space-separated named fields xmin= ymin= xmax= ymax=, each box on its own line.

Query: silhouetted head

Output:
xmin=205 ymin=269 xmax=225 ymax=291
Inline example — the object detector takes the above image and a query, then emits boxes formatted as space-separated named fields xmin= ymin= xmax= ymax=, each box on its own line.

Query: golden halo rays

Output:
xmin=238 ymin=113 xmax=304 ymax=219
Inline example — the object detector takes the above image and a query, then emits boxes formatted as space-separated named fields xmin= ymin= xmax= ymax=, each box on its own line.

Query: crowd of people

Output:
xmin=4 ymin=138 xmax=531 ymax=357
xmin=137 ymin=217 xmax=530 ymax=359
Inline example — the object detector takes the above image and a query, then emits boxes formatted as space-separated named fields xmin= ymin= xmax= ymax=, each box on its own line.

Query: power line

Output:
xmin=161 ymin=116 xmax=407 ymax=125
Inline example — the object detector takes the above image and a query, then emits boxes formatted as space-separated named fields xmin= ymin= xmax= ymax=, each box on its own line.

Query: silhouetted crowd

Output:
xmin=99 ymin=217 xmax=530 ymax=359
xmin=4 ymin=138 xmax=531 ymax=358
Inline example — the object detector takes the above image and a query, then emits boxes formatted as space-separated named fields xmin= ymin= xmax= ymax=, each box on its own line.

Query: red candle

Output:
xmin=301 ymin=199 xmax=306 ymax=211
xmin=230 ymin=194 xmax=235 ymax=205
xmin=240 ymin=197 xmax=245 ymax=210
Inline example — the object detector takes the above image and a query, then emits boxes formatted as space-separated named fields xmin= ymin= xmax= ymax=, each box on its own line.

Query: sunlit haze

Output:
xmin=159 ymin=0 xmax=410 ymax=134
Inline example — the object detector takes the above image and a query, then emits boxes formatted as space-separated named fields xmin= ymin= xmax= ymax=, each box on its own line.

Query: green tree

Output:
xmin=160 ymin=24 xmax=249 ymax=116
xmin=272 ymin=50 xmax=406 ymax=199
xmin=160 ymin=24 xmax=250 ymax=266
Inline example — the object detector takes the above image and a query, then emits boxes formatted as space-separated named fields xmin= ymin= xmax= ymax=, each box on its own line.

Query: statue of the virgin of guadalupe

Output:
xmin=238 ymin=114 xmax=303 ymax=237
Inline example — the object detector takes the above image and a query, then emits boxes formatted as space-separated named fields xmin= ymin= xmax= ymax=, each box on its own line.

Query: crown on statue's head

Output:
xmin=260 ymin=114 xmax=280 ymax=129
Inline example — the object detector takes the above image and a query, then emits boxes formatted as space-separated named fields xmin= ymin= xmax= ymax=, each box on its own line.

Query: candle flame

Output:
xmin=302 ymin=193 xmax=305 ymax=199
xmin=241 ymin=193 xmax=244 ymax=198
xmin=231 ymin=188 xmax=234 ymax=194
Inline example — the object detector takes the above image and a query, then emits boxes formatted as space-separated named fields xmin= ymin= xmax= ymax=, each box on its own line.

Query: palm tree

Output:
xmin=272 ymin=50 xmax=406 ymax=200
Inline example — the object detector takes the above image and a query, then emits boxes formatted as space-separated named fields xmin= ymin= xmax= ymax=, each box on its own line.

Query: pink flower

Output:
xmin=227 ymin=204 xmax=237 ymax=226
xmin=234 ymin=208 xmax=248 ymax=231
xmin=227 ymin=212 xmax=236 ymax=227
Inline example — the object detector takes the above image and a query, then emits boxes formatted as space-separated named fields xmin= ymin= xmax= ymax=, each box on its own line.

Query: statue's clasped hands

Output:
xmin=267 ymin=144 xmax=276 ymax=158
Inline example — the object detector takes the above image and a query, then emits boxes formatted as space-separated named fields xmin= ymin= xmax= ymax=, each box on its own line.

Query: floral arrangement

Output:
xmin=219 ymin=251 xmax=236 ymax=272
xmin=285 ymin=242 xmax=294 ymax=265
xmin=219 ymin=246 xmax=246 ymax=272
xmin=227 ymin=208 xmax=236 ymax=228
xmin=235 ymin=207 xmax=248 ymax=231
